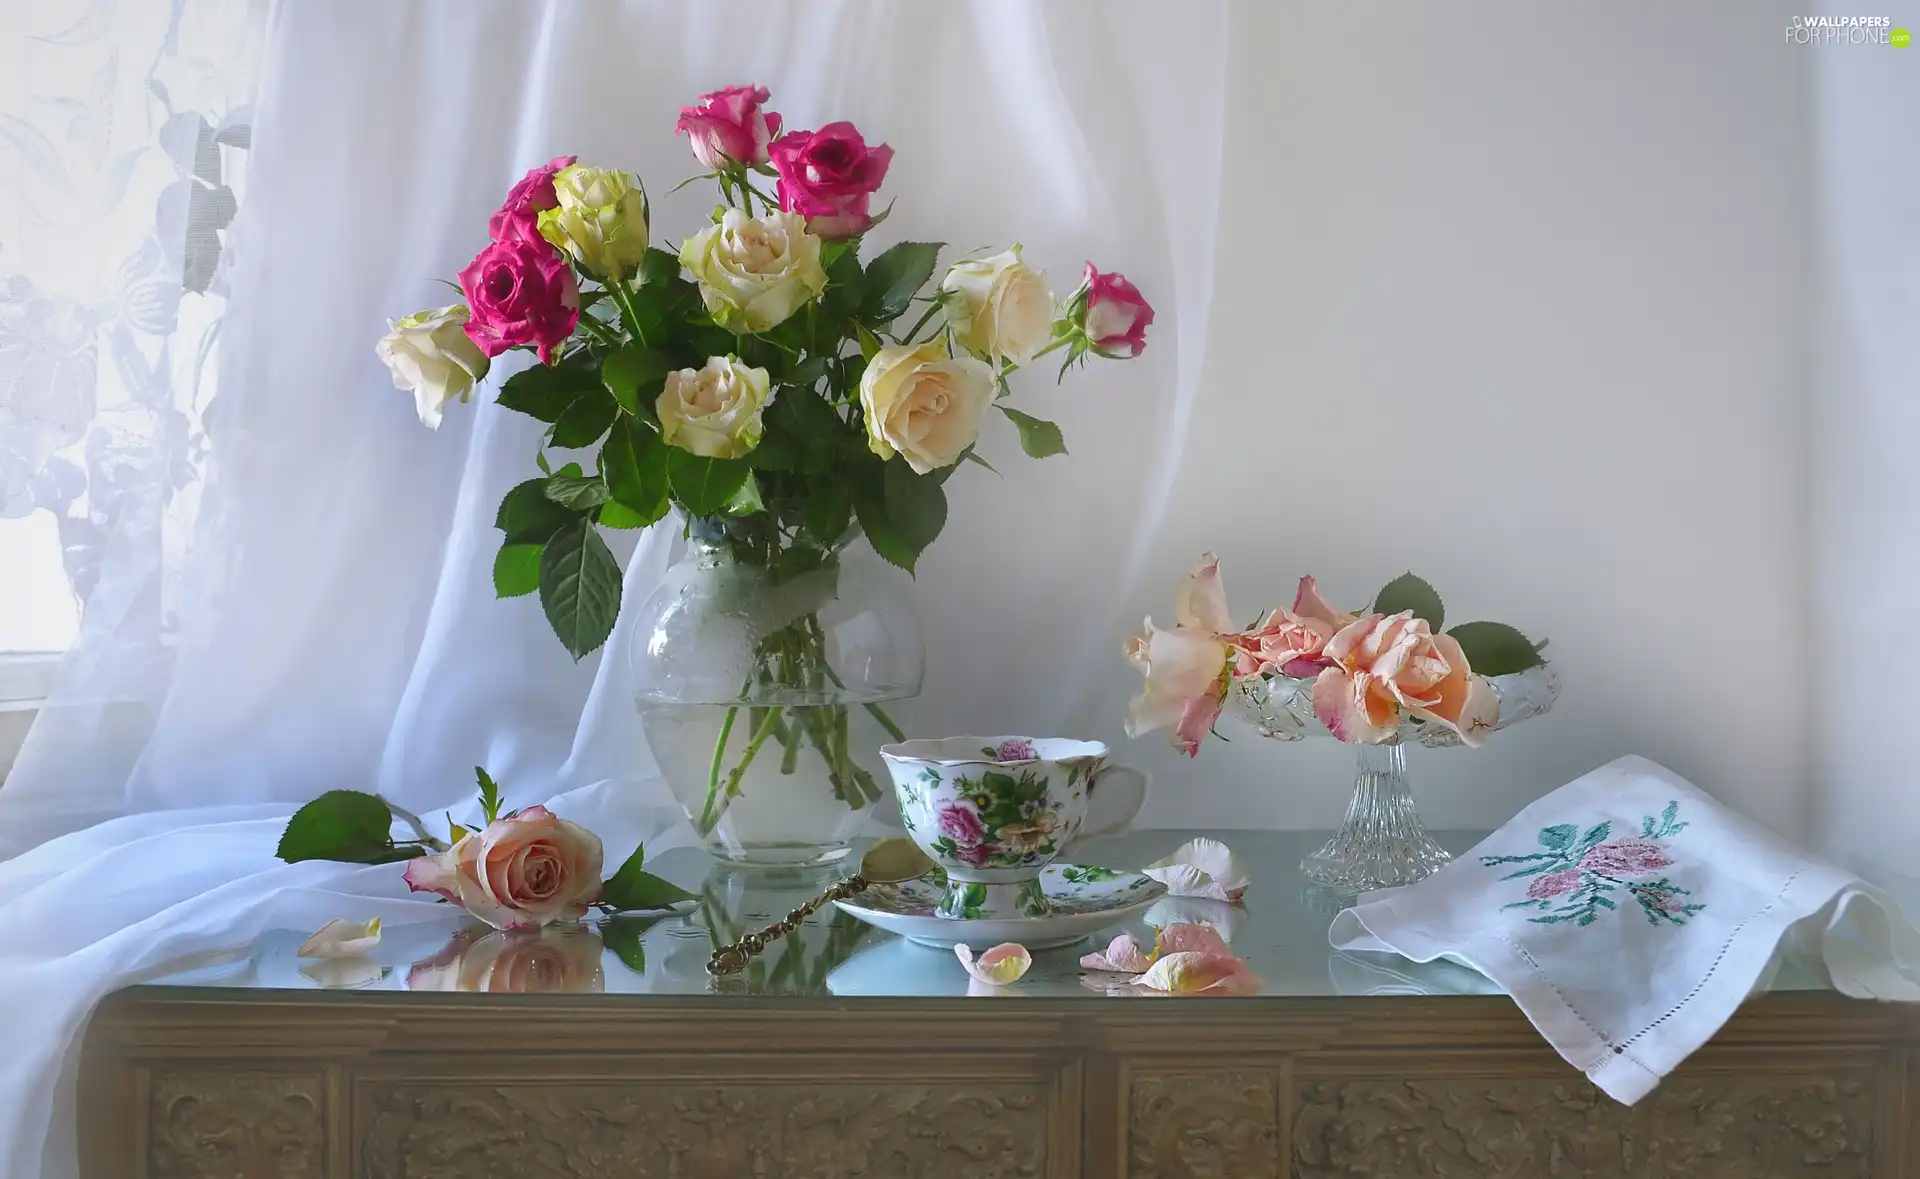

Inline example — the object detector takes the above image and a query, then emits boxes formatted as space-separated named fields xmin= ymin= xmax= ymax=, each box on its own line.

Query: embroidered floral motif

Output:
xmin=1481 ymin=800 xmax=1706 ymax=927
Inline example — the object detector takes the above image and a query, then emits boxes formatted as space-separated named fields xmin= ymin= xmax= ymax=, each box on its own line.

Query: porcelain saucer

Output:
xmin=831 ymin=862 xmax=1167 ymax=950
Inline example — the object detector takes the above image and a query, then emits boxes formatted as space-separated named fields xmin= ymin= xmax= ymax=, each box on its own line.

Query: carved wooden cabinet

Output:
xmin=82 ymin=990 xmax=1918 ymax=1178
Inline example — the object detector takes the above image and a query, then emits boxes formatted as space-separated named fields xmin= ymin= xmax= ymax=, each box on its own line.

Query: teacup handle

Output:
xmin=1075 ymin=764 xmax=1148 ymax=846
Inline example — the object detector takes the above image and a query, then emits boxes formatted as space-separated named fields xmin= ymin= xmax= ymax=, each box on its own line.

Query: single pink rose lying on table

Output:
xmin=403 ymin=806 xmax=604 ymax=931
xmin=676 ymin=84 xmax=782 ymax=170
xmin=457 ymin=238 xmax=580 ymax=364
xmin=1310 ymin=611 xmax=1498 ymax=746
xmin=487 ymin=155 xmax=575 ymax=245
xmin=770 ymin=120 xmax=894 ymax=239
xmin=1078 ymin=263 xmax=1154 ymax=358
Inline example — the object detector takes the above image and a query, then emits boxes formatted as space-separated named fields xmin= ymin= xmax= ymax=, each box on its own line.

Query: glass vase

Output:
xmin=630 ymin=524 xmax=921 ymax=869
xmin=1299 ymin=742 xmax=1452 ymax=891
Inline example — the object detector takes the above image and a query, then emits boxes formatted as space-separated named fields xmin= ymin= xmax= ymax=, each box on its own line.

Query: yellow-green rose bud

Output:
xmin=657 ymin=355 xmax=774 ymax=460
xmin=537 ymin=164 xmax=650 ymax=279
xmin=678 ymin=209 xmax=827 ymax=334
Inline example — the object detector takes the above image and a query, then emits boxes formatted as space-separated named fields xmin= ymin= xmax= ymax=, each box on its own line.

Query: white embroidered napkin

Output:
xmin=1328 ymin=755 xmax=1920 ymax=1104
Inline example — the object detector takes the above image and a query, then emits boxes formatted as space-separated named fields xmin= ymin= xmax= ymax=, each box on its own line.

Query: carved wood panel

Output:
xmin=148 ymin=1072 xmax=325 ymax=1179
xmin=1128 ymin=1070 xmax=1281 ymax=1179
xmin=357 ymin=1080 xmax=1055 ymax=1178
xmin=1290 ymin=1074 xmax=1877 ymax=1178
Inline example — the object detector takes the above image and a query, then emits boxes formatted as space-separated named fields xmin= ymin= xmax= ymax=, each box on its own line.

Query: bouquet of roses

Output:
xmin=376 ymin=83 xmax=1153 ymax=661
xmin=1126 ymin=556 xmax=1547 ymax=756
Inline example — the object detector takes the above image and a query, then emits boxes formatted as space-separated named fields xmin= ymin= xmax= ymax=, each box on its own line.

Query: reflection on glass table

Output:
xmin=136 ymin=829 xmax=1841 ymax=1000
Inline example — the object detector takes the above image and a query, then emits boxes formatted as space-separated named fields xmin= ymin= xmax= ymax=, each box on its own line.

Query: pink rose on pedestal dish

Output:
xmin=937 ymin=802 xmax=986 ymax=847
xmin=1079 ymin=263 xmax=1154 ymax=358
xmin=676 ymin=84 xmax=782 ymax=170
xmin=1527 ymin=869 xmax=1583 ymax=900
xmin=1310 ymin=611 xmax=1498 ymax=746
xmin=770 ymin=121 xmax=894 ymax=240
xmin=457 ymin=238 xmax=580 ymax=364
xmin=1579 ymin=838 xmax=1673 ymax=877
xmin=402 ymin=805 xmax=604 ymax=931
xmin=487 ymin=155 xmax=576 ymax=245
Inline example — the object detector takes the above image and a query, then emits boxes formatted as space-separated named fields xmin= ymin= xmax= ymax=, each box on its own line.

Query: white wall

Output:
xmin=1117 ymin=1 xmax=1815 ymax=831
xmin=1808 ymin=16 xmax=1920 ymax=880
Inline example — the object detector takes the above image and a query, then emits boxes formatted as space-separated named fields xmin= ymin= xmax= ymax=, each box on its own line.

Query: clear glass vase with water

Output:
xmin=631 ymin=520 xmax=921 ymax=868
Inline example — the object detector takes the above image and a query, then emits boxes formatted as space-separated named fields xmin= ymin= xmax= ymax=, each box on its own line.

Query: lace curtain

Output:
xmin=0 ymin=0 xmax=261 ymax=833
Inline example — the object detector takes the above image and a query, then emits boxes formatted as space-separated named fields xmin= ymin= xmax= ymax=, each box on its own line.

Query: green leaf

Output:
xmin=549 ymin=390 xmax=619 ymax=450
xmin=804 ymin=481 xmax=854 ymax=546
xmin=861 ymin=241 xmax=942 ymax=323
xmin=475 ymin=766 xmax=502 ymax=825
xmin=962 ymin=448 xmax=999 ymax=475
xmin=537 ymin=519 xmax=624 ymax=659
xmin=600 ymin=844 xmax=697 ymax=911
xmin=856 ymin=460 xmax=948 ymax=574
xmin=724 ymin=472 xmax=764 ymax=515
xmin=1446 ymin=620 xmax=1546 ymax=677
xmin=1538 ymin=823 xmax=1578 ymax=851
xmin=600 ymin=912 xmax=674 ymax=974
xmin=997 ymin=405 xmax=1067 ymax=459
xmin=764 ymin=386 xmax=846 ymax=475
xmin=666 ymin=447 xmax=752 ymax=517
xmin=497 ymin=361 xmax=598 ymax=423
xmin=495 ymin=478 xmax=581 ymax=544
xmin=747 ymin=426 xmax=801 ymax=472
xmin=597 ymin=501 xmax=647 ymax=529
xmin=602 ymin=347 xmax=674 ymax=417
xmin=636 ymin=247 xmax=682 ymax=288
xmin=492 ymin=542 xmax=542 ymax=598
xmin=543 ymin=472 xmax=609 ymax=511
xmin=1373 ymin=572 xmax=1445 ymax=630
xmin=821 ymin=243 xmax=865 ymax=320
xmin=785 ymin=355 xmax=831 ymax=391
xmin=601 ymin=419 xmax=670 ymax=524
xmin=276 ymin=790 xmax=397 ymax=863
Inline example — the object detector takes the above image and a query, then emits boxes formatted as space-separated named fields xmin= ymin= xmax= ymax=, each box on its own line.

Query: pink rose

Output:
xmin=1580 ymin=839 xmax=1674 ymax=877
xmin=1311 ymin=612 xmax=1499 ymax=746
xmin=457 ymin=238 xmax=580 ymax=364
xmin=402 ymin=805 xmax=604 ymax=931
xmin=952 ymin=842 xmax=992 ymax=868
xmin=1528 ymin=869 xmax=1582 ymax=899
xmin=769 ymin=121 xmax=894 ymax=240
xmin=937 ymin=802 xmax=986 ymax=847
xmin=1122 ymin=554 xmax=1239 ymax=757
xmin=1079 ymin=263 xmax=1154 ymax=358
xmin=676 ymin=85 xmax=782 ymax=170
xmin=487 ymin=155 xmax=576 ymax=245
xmin=1230 ymin=608 xmax=1338 ymax=678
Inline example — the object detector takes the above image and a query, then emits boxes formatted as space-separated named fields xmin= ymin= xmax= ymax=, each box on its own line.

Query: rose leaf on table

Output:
xmin=598 ymin=843 xmax=698 ymax=912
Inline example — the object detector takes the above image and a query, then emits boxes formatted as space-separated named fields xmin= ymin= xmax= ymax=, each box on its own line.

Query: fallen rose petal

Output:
xmin=1131 ymin=950 xmax=1260 ymax=995
xmin=297 ymin=917 xmax=382 ymax=959
xmin=1154 ymin=921 xmax=1233 ymax=958
xmin=1080 ymin=933 xmax=1155 ymax=973
xmin=955 ymin=942 xmax=1032 ymax=986
xmin=1145 ymin=897 xmax=1243 ymax=943
xmin=1142 ymin=837 xmax=1250 ymax=902
xmin=298 ymin=958 xmax=389 ymax=989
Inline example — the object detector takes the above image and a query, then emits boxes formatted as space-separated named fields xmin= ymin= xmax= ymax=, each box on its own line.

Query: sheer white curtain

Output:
xmin=0 ymin=2 xmax=1227 ymax=1175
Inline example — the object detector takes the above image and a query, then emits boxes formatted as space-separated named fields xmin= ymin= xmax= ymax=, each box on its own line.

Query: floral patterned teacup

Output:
xmin=880 ymin=736 xmax=1147 ymax=920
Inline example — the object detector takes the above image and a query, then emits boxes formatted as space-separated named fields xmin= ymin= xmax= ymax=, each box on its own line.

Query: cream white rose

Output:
xmin=537 ymin=164 xmax=650 ymax=279
xmin=939 ymin=244 xmax=1054 ymax=367
xmin=657 ymin=355 xmax=774 ymax=459
xmin=678 ymin=209 xmax=827 ymax=334
xmin=859 ymin=340 xmax=996 ymax=474
xmin=374 ymin=304 xmax=490 ymax=429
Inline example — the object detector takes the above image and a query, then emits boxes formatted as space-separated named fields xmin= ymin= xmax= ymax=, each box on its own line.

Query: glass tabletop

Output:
xmin=133 ymin=829 xmax=1834 ymax=1000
